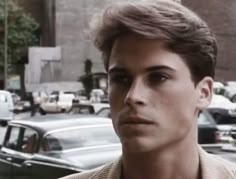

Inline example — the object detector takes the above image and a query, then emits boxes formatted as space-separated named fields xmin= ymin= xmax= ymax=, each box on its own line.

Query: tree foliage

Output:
xmin=0 ymin=0 xmax=39 ymax=72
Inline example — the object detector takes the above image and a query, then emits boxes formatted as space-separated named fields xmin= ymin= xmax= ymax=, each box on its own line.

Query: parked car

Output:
xmin=0 ymin=90 xmax=14 ymax=126
xmin=207 ymin=94 xmax=236 ymax=142
xmin=69 ymin=102 xmax=110 ymax=115
xmin=223 ymin=86 xmax=236 ymax=102
xmin=207 ymin=94 xmax=236 ymax=122
xmin=0 ymin=114 xmax=121 ymax=179
xmin=13 ymin=100 xmax=31 ymax=113
xmin=96 ymin=107 xmax=111 ymax=118
xmin=39 ymin=93 xmax=75 ymax=114
xmin=213 ymin=81 xmax=226 ymax=95
xmin=198 ymin=110 xmax=219 ymax=144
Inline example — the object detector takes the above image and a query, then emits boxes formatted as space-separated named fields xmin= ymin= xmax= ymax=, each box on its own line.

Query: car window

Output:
xmin=70 ymin=106 xmax=95 ymax=114
xmin=0 ymin=94 xmax=7 ymax=103
xmin=40 ymin=125 xmax=120 ymax=152
xmin=198 ymin=113 xmax=211 ymax=125
xmin=96 ymin=108 xmax=110 ymax=117
xmin=4 ymin=126 xmax=21 ymax=150
xmin=215 ymin=117 xmax=236 ymax=125
xmin=49 ymin=97 xmax=57 ymax=103
xmin=20 ymin=128 xmax=38 ymax=154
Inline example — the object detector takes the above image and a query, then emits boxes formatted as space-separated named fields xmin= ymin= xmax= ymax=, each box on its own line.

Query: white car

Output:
xmin=0 ymin=90 xmax=14 ymax=125
xmin=208 ymin=94 xmax=236 ymax=118
xmin=208 ymin=94 xmax=236 ymax=143
xmin=39 ymin=94 xmax=75 ymax=114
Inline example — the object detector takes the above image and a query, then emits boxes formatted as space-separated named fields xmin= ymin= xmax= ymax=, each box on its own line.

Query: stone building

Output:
xmin=19 ymin=0 xmax=236 ymax=82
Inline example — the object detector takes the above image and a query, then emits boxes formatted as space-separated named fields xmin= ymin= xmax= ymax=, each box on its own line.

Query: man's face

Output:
xmin=108 ymin=34 xmax=212 ymax=153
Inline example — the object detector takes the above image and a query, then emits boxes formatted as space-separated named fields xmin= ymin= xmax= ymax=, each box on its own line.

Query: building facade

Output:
xmin=19 ymin=0 xmax=236 ymax=82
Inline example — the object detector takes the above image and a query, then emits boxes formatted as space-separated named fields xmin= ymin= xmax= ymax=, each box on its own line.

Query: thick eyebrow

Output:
xmin=108 ymin=65 xmax=175 ymax=75
xmin=144 ymin=66 xmax=175 ymax=73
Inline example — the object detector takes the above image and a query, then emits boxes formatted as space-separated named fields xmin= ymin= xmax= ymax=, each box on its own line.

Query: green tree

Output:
xmin=0 ymin=0 xmax=39 ymax=73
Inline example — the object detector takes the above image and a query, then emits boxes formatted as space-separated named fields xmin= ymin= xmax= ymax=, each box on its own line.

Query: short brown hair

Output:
xmin=89 ymin=0 xmax=217 ymax=84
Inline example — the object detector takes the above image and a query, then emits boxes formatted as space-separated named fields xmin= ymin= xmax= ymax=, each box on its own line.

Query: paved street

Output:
xmin=14 ymin=111 xmax=32 ymax=120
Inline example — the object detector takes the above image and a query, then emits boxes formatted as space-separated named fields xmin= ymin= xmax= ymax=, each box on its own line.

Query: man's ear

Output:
xmin=196 ymin=77 xmax=213 ymax=110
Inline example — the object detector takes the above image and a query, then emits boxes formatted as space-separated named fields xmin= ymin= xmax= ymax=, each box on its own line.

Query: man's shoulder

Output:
xmin=59 ymin=157 xmax=122 ymax=179
xmin=209 ymin=153 xmax=236 ymax=171
xmin=199 ymin=146 xmax=236 ymax=178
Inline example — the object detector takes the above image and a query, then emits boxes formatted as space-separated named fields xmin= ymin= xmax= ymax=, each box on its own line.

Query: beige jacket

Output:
xmin=60 ymin=146 xmax=236 ymax=179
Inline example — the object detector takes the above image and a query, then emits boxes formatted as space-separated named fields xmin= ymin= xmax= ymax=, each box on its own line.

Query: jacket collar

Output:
xmin=96 ymin=146 xmax=236 ymax=179
xmin=198 ymin=145 xmax=236 ymax=179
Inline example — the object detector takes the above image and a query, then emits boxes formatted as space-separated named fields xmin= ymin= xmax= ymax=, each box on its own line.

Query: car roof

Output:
xmin=0 ymin=90 xmax=11 ymax=95
xmin=9 ymin=114 xmax=112 ymax=134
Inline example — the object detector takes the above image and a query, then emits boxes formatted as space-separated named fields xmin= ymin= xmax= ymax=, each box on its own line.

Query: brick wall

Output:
xmin=182 ymin=0 xmax=236 ymax=81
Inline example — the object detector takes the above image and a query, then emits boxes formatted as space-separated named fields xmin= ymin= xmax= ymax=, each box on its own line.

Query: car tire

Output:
xmin=61 ymin=108 xmax=66 ymax=113
xmin=39 ymin=108 xmax=47 ymax=115
xmin=0 ymin=121 xmax=8 ymax=127
xmin=231 ymin=94 xmax=236 ymax=103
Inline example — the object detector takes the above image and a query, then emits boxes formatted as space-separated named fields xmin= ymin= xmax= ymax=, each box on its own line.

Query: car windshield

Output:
xmin=41 ymin=125 xmax=120 ymax=152
xmin=0 ymin=94 xmax=7 ymax=103
xmin=198 ymin=113 xmax=211 ymax=125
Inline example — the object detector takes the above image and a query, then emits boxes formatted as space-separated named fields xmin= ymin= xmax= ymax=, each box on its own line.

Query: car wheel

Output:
xmin=61 ymin=108 xmax=66 ymax=113
xmin=231 ymin=94 xmax=236 ymax=103
xmin=0 ymin=121 xmax=8 ymax=127
xmin=39 ymin=108 xmax=46 ymax=115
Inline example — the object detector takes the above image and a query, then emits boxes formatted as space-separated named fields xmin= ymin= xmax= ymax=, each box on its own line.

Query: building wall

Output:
xmin=55 ymin=0 xmax=236 ymax=81
xmin=17 ymin=0 xmax=43 ymax=25
xmin=55 ymin=0 xmax=115 ymax=81
xmin=18 ymin=0 xmax=236 ymax=82
xmin=182 ymin=0 xmax=236 ymax=81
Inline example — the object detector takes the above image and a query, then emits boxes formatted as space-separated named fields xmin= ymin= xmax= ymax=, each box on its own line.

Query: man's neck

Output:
xmin=121 ymin=144 xmax=200 ymax=179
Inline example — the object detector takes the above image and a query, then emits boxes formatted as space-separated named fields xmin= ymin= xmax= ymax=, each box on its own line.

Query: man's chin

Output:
xmin=121 ymin=137 xmax=157 ymax=154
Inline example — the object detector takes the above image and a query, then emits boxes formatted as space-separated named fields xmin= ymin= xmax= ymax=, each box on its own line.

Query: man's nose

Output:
xmin=124 ymin=79 xmax=146 ymax=106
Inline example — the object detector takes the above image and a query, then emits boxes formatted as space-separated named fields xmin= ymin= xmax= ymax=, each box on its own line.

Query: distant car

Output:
xmin=39 ymin=93 xmax=75 ymax=114
xmin=96 ymin=107 xmax=111 ymax=118
xmin=0 ymin=90 xmax=14 ymax=126
xmin=69 ymin=102 xmax=110 ymax=115
xmin=198 ymin=110 xmax=219 ymax=144
xmin=13 ymin=100 xmax=31 ymax=113
xmin=223 ymin=86 xmax=236 ymax=102
xmin=213 ymin=81 xmax=226 ymax=95
xmin=0 ymin=114 xmax=121 ymax=179
xmin=208 ymin=94 xmax=236 ymax=122
xmin=96 ymin=107 xmax=219 ymax=144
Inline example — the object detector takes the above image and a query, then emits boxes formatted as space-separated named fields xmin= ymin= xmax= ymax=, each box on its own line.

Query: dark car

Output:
xmin=0 ymin=114 xmax=121 ymax=179
xmin=198 ymin=110 xmax=219 ymax=144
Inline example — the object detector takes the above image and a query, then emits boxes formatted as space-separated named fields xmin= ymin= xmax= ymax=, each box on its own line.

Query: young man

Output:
xmin=61 ymin=0 xmax=236 ymax=179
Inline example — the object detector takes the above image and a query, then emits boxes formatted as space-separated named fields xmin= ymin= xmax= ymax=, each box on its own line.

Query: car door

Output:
xmin=0 ymin=125 xmax=21 ymax=179
xmin=0 ymin=91 xmax=14 ymax=123
xmin=45 ymin=96 xmax=58 ymax=112
xmin=10 ymin=127 xmax=39 ymax=179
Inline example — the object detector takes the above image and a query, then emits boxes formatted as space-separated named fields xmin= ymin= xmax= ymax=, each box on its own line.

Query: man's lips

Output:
xmin=119 ymin=115 xmax=154 ymax=125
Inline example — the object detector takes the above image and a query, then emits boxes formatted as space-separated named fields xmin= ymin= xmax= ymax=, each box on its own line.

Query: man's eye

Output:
xmin=109 ymin=75 xmax=131 ymax=85
xmin=148 ymin=73 xmax=169 ymax=84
